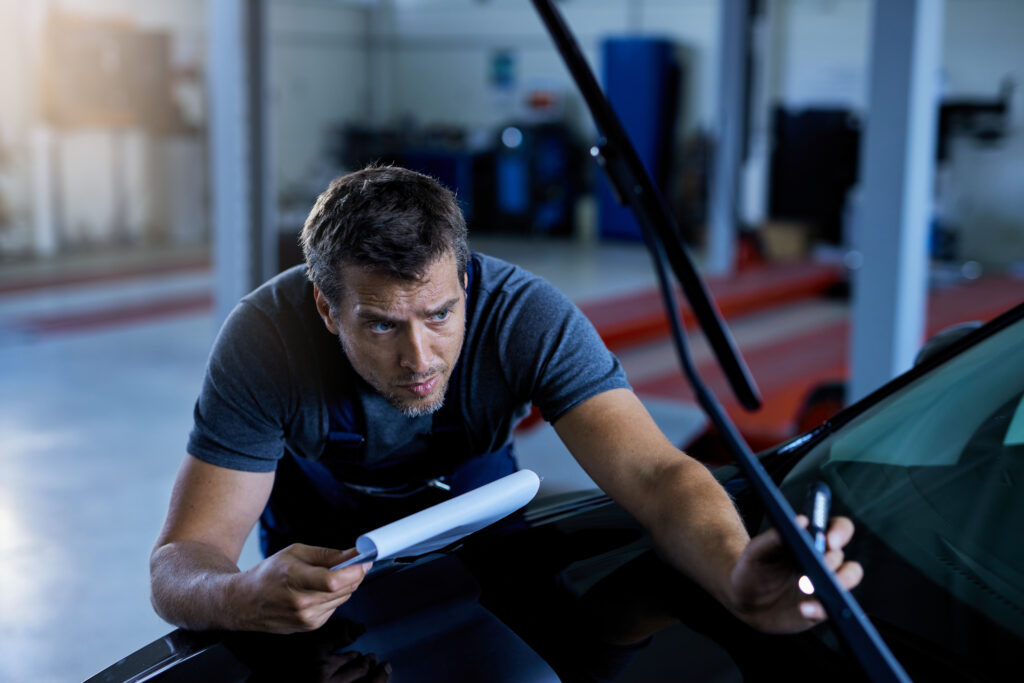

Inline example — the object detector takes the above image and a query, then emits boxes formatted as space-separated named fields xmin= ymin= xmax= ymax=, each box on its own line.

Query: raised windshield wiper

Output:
xmin=529 ymin=1 xmax=910 ymax=680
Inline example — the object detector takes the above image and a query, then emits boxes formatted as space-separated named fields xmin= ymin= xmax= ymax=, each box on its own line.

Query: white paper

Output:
xmin=331 ymin=470 xmax=540 ymax=570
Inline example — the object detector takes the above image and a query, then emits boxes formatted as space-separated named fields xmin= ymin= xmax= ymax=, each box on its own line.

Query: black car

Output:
xmin=90 ymin=299 xmax=1024 ymax=682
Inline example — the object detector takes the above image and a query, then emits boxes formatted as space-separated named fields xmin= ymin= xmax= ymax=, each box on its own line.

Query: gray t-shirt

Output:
xmin=187 ymin=253 xmax=630 ymax=473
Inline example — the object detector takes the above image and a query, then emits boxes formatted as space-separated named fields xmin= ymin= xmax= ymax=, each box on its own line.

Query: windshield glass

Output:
xmin=780 ymin=312 xmax=1024 ymax=674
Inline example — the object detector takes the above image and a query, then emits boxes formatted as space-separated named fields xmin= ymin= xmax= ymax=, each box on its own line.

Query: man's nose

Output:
xmin=399 ymin=325 xmax=432 ymax=374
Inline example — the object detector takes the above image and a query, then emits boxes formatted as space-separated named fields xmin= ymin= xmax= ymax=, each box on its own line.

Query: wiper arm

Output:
xmin=529 ymin=1 xmax=910 ymax=681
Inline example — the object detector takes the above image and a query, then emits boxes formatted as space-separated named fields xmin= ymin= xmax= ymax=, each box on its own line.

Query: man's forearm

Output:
xmin=150 ymin=540 xmax=248 ymax=631
xmin=641 ymin=456 xmax=750 ymax=610
xmin=555 ymin=391 xmax=861 ymax=635
xmin=552 ymin=390 xmax=751 ymax=610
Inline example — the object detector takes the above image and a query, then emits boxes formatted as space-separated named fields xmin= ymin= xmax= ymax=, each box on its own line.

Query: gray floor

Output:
xmin=0 ymin=237 xmax=715 ymax=682
xmin=0 ymin=314 xmax=223 ymax=682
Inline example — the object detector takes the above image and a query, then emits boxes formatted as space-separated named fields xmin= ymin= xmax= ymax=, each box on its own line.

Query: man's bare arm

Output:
xmin=553 ymin=389 xmax=749 ymax=605
xmin=554 ymin=389 xmax=862 ymax=633
xmin=150 ymin=454 xmax=369 ymax=633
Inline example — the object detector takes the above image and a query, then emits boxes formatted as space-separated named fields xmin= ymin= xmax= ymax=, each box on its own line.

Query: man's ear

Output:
xmin=463 ymin=272 xmax=468 ymax=291
xmin=313 ymin=286 xmax=340 ymax=335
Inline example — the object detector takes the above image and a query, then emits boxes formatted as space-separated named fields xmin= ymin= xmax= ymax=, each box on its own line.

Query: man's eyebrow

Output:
xmin=354 ymin=297 xmax=460 ymax=321
xmin=426 ymin=297 xmax=461 ymax=316
xmin=355 ymin=308 xmax=397 ymax=322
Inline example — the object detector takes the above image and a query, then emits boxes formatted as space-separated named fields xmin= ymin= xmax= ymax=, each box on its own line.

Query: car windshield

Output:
xmin=779 ymin=311 xmax=1024 ymax=674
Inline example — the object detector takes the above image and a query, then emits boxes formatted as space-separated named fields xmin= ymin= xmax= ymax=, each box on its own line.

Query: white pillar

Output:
xmin=209 ymin=0 xmax=251 ymax=325
xmin=208 ymin=0 xmax=275 ymax=326
xmin=29 ymin=127 xmax=59 ymax=257
xmin=740 ymin=0 xmax=777 ymax=228
xmin=707 ymin=0 xmax=749 ymax=275
xmin=251 ymin=0 xmax=278 ymax=287
xmin=849 ymin=0 xmax=944 ymax=402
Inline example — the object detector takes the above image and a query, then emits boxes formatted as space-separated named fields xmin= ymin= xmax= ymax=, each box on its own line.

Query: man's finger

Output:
xmin=291 ymin=589 xmax=362 ymax=630
xmin=744 ymin=524 xmax=784 ymax=560
xmin=325 ymin=564 xmax=371 ymax=594
xmin=288 ymin=543 xmax=359 ymax=568
xmin=825 ymin=516 xmax=855 ymax=551
xmin=797 ymin=563 xmax=863 ymax=622
xmin=290 ymin=561 xmax=368 ymax=594
xmin=287 ymin=561 xmax=339 ymax=592
xmin=823 ymin=547 xmax=845 ymax=571
xmin=835 ymin=560 xmax=864 ymax=591
xmin=798 ymin=599 xmax=826 ymax=622
xmin=281 ymin=545 xmax=368 ymax=593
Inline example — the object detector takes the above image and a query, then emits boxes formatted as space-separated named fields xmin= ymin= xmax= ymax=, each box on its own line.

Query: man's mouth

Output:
xmin=399 ymin=375 xmax=440 ymax=397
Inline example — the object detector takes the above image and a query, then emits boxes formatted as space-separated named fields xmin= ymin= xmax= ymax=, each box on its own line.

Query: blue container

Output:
xmin=598 ymin=37 xmax=681 ymax=241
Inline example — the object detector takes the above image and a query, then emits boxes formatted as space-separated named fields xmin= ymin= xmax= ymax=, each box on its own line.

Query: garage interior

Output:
xmin=0 ymin=1 xmax=1022 ymax=680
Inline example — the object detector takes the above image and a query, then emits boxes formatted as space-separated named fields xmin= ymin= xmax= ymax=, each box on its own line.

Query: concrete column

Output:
xmin=250 ymin=0 xmax=278 ymax=286
xmin=208 ymin=0 xmax=275 ymax=326
xmin=29 ymin=127 xmax=59 ymax=257
xmin=849 ymin=0 xmax=944 ymax=402
xmin=740 ymin=0 xmax=777 ymax=228
xmin=707 ymin=0 xmax=750 ymax=275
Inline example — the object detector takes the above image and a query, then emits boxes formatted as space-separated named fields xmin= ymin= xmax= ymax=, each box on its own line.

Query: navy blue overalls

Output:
xmin=259 ymin=256 xmax=517 ymax=557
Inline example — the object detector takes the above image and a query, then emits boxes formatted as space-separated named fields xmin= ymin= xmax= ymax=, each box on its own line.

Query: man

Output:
xmin=151 ymin=165 xmax=861 ymax=637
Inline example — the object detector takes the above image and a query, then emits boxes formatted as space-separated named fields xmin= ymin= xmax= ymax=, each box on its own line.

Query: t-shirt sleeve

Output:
xmin=187 ymin=301 xmax=295 ymax=472
xmin=496 ymin=276 xmax=631 ymax=424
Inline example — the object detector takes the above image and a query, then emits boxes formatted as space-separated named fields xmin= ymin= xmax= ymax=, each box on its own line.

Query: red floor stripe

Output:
xmin=633 ymin=276 xmax=1024 ymax=447
xmin=17 ymin=293 xmax=213 ymax=335
xmin=582 ymin=261 xmax=843 ymax=351
xmin=0 ymin=256 xmax=211 ymax=295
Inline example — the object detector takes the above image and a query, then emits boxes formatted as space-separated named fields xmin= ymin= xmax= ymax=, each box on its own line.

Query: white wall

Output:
xmin=373 ymin=0 xmax=1024 ymax=269
xmin=764 ymin=0 xmax=1023 ymax=268
xmin=940 ymin=0 xmax=1024 ymax=269
xmin=944 ymin=0 xmax=1024 ymax=119
xmin=377 ymin=0 xmax=719 ymax=140
xmin=3 ymin=0 xmax=1022 ymax=266
xmin=770 ymin=0 xmax=1023 ymax=125
xmin=0 ymin=0 xmax=38 ymax=253
xmin=772 ymin=0 xmax=871 ymax=109
xmin=269 ymin=1 xmax=370 ymax=197
xmin=0 ymin=0 xmax=208 ymax=255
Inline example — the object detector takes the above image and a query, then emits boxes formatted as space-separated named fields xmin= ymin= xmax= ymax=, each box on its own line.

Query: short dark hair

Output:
xmin=301 ymin=165 xmax=469 ymax=311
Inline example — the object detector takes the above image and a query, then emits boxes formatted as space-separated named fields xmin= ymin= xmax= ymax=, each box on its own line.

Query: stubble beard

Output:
xmin=385 ymin=374 xmax=448 ymax=418
xmin=337 ymin=336 xmax=450 ymax=418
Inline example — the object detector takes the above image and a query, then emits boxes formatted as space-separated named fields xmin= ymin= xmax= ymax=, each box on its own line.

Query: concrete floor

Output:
xmin=0 ymin=237 xmax=727 ymax=682
xmin=0 ymin=314 xmax=222 ymax=682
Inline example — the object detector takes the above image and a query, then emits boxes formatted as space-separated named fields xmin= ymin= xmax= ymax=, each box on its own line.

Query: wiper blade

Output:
xmin=529 ymin=1 xmax=910 ymax=680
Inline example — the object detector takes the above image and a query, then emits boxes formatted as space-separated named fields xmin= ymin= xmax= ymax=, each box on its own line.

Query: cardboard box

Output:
xmin=760 ymin=221 xmax=810 ymax=262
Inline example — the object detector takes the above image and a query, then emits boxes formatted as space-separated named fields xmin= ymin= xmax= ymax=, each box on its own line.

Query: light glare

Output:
xmin=501 ymin=126 xmax=523 ymax=149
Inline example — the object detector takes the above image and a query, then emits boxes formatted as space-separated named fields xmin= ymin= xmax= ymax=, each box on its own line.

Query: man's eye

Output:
xmin=369 ymin=321 xmax=394 ymax=333
xmin=430 ymin=310 xmax=451 ymax=323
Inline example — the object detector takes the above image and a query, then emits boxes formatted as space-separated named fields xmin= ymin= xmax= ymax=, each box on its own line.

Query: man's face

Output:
xmin=315 ymin=253 xmax=467 ymax=417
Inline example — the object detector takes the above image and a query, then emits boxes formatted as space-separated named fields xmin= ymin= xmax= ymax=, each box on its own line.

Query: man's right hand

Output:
xmin=232 ymin=545 xmax=371 ymax=634
xmin=151 ymin=457 xmax=371 ymax=633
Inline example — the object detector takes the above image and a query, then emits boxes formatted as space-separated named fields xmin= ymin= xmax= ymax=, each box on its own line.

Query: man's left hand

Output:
xmin=727 ymin=516 xmax=864 ymax=634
